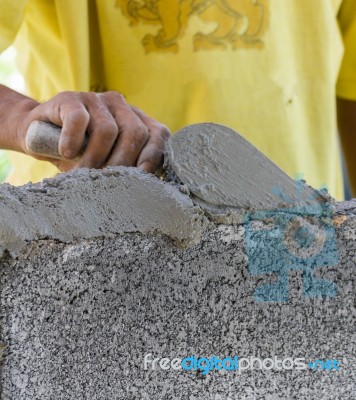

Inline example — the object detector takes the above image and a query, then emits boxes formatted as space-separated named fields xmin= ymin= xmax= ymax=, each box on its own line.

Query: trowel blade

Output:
xmin=165 ymin=123 xmax=328 ymax=211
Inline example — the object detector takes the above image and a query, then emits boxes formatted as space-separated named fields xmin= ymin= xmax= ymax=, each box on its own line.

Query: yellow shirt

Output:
xmin=0 ymin=0 xmax=356 ymax=200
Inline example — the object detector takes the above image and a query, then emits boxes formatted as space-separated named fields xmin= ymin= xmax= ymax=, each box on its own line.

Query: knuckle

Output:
xmin=101 ymin=121 xmax=118 ymax=134
xmin=101 ymin=91 xmax=125 ymax=103
xmin=68 ymin=107 xmax=90 ymax=125
xmin=149 ymin=123 xmax=171 ymax=140
xmin=83 ymin=91 xmax=100 ymax=102
xmin=55 ymin=91 xmax=76 ymax=101
xmin=55 ymin=90 xmax=69 ymax=99
xmin=157 ymin=124 xmax=171 ymax=140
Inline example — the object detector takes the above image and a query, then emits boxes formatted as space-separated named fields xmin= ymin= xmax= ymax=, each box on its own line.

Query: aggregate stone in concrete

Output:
xmin=0 ymin=200 xmax=355 ymax=399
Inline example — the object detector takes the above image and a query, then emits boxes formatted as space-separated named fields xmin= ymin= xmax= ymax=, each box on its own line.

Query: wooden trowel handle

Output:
xmin=26 ymin=121 xmax=87 ymax=160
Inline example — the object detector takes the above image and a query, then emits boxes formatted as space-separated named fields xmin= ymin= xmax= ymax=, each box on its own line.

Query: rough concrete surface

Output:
xmin=0 ymin=164 xmax=355 ymax=400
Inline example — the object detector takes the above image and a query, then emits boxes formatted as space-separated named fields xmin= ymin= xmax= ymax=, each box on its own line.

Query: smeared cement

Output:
xmin=165 ymin=123 xmax=331 ymax=222
xmin=0 ymin=167 xmax=208 ymax=255
xmin=1 ymin=123 xmax=333 ymax=256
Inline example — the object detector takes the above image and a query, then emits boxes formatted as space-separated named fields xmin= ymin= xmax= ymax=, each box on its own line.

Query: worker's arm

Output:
xmin=337 ymin=97 xmax=356 ymax=197
xmin=0 ymin=84 xmax=170 ymax=173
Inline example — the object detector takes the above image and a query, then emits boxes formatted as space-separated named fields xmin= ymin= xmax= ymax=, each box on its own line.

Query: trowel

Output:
xmin=26 ymin=121 xmax=328 ymax=213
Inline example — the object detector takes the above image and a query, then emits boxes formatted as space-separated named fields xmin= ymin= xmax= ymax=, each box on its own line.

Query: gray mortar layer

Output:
xmin=0 ymin=167 xmax=209 ymax=255
xmin=0 ymin=204 xmax=355 ymax=400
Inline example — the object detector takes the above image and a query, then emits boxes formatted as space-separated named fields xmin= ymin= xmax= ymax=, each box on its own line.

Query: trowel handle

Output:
xmin=26 ymin=121 xmax=88 ymax=160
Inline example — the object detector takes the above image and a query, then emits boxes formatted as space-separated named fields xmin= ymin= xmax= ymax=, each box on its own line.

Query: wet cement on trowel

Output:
xmin=165 ymin=123 xmax=331 ymax=222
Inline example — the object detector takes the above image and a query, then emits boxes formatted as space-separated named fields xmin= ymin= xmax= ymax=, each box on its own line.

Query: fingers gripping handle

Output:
xmin=26 ymin=121 xmax=62 ymax=159
xmin=26 ymin=121 xmax=87 ymax=160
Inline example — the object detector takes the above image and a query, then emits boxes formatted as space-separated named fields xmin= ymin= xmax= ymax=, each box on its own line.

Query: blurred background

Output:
xmin=0 ymin=46 xmax=24 ymax=182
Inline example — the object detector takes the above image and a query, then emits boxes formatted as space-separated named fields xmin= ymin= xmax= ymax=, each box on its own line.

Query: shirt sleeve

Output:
xmin=0 ymin=0 xmax=28 ymax=52
xmin=337 ymin=0 xmax=356 ymax=100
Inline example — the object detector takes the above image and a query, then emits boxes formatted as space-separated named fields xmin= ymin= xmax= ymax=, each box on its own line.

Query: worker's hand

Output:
xmin=18 ymin=91 xmax=170 ymax=173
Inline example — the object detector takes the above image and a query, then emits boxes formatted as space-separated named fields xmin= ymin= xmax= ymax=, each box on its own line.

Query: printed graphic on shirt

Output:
xmin=116 ymin=0 xmax=269 ymax=53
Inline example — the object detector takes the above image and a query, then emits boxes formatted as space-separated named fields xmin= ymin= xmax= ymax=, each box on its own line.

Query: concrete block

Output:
xmin=0 ymin=168 xmax=355 ymax=400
